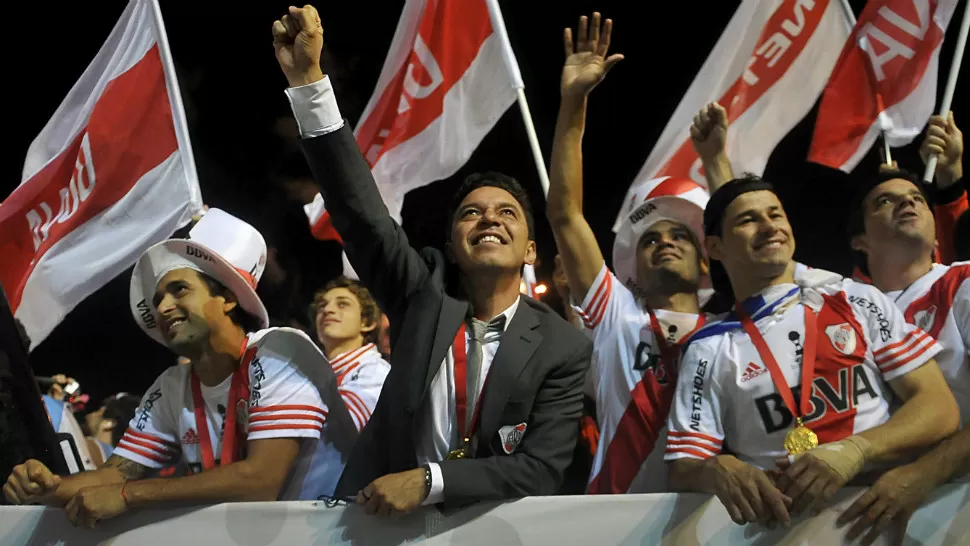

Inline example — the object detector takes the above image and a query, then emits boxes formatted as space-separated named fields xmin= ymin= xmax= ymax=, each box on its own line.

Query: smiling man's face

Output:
xmin=448 ymin=186 xmax=536 ymax=275
xmin=153 ymin=269 xmax=235 ymax=356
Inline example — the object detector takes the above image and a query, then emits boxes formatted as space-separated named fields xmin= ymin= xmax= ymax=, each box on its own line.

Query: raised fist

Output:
xmin=272 ymin=5 xmax=325 ymax=87
xmin=3 ymin=459 xmax=61 ymax=505
xmin=920 ymin=112 xmax=963 ymax=187
xmin=690 ymin=103 xmax=728 ymax=161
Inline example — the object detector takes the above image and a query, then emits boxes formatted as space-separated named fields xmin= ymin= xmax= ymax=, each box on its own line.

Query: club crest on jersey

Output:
xmin=499 ymin=423 xmax=527 ymax=454
xmin=913 ymin=305 xmax=938 ymax=332
xmin=825 ymin=323 xmax=857 ymax=355
xmin=182 ymin=428 xmax=199 ymax=445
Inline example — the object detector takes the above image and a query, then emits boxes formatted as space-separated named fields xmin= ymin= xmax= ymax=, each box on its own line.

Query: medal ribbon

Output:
xmin=736 ymin=303 xmax=818 ymax=425
xmin=190 ymin=337 xmax=256 ymax=471
xmin=452 ymin=323 xmax=489 ymax=447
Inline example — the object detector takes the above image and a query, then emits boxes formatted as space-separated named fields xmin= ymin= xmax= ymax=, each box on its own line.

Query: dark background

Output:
xmin=1 ymin=0 xmax=966 ymax=407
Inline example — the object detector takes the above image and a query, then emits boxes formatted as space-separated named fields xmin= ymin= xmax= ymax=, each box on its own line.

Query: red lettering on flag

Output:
xmin=655 ymin=0 xmax=830 ymax=181
xmin=0 ymin=45 xmax=177 ymax=311
xmin=355 ymin=0 xmax=493 ymax=168
xmin=809 ymin=0 xmax=946 ymax=168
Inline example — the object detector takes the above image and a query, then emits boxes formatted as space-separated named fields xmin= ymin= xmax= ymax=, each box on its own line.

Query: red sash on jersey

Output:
xmin=453 ymin=323 xmax=488 ymax=448
xmin=737 ymin=304 xmax=818 ymax=425
xmin=190 ymin=337 xmax=256 ymax=471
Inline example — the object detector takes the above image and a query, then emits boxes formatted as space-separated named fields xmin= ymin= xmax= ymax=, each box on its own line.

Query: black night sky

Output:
xmin=1 ymin=0 xmax=966 ymax=406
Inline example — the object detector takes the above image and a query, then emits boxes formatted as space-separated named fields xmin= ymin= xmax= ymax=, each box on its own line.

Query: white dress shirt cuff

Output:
xmin=422 ymin=463 xmax=445 ymax=506
xmin=284 ymin=77 xmax=345 ymax=138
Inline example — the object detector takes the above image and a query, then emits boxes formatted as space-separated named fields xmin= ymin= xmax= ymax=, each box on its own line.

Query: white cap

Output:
xmin=612 ymin=177 xmax=711 ymax=293
xmin=129 ymin=208 xmax=269 ymax=346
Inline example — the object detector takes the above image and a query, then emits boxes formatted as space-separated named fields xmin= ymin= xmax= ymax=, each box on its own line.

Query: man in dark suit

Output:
xmin=272 ymin=6 xmax=592 ymax=515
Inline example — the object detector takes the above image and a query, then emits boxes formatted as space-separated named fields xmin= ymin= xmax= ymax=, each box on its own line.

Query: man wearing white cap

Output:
xmin=548 ymin=13 xmax=714 ymax=494
xmin=3 ymin=210 xmax=352 ymax=527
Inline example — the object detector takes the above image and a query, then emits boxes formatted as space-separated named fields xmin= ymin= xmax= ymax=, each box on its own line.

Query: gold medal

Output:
xmin=784 ymin=418 xmax=819 ymax=455
xmin=446 ymin=437 xmax=472 ymax=460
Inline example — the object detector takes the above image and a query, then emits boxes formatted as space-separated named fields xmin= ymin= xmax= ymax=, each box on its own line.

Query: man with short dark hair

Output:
xmin=664 ymin=176 xmax=959 ymax=528
xmin=834 ymin=115 xmax=969 ymax=542
xmin=274 ymin=5 xmax=591 ymax=514
xmin=84 ymin=393 xmax=141 ymax=465
xmin=3 ymin=209 xmax=343 ymax=526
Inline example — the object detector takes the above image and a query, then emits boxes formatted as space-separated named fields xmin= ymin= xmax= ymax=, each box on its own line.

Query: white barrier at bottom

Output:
xmin=1 ymin=485 xmax=968 ymax=545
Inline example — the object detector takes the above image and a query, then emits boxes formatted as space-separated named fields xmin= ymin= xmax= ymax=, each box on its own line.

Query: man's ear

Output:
xmin=222 ymin=291 xmax=239 ymax=314
xmin=102 ymin=418 xmax=117 ymax=432
xmin=850 ymin=234 xmax=869 ymax=254
xmin=360 ymin=317 xmax=378 ymax=335
xmin=524 ymin=240 xmax=537 ymax=266
xmin=705 ymin=236 xmax=723 ymax=262
xmin=700 ymin=258 xmax=710 ymax=277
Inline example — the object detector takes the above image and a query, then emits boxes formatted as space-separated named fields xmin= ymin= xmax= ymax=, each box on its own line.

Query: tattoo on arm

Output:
xmin=105 ymin=455 xmax=153 ymax=480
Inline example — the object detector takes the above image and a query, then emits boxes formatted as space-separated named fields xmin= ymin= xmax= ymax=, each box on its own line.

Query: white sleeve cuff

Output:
xmin=422 ymin=463 xmax=445 ymax=506
xmin=284 ymin=77 xmax=345 ymax=138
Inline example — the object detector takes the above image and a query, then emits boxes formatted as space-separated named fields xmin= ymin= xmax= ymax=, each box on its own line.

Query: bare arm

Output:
xmin=547 ymin=13 xmax=623 ymax=300
xmin=859 ymin=359 xmax=959 ymax=463
xmin=689 ymin=102 xmax=735 ymax=192
xmin=125 ymin=437 xmax=301 ymax=505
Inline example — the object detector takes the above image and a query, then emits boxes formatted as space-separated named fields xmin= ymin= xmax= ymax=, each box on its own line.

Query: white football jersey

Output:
xmin=665 ymin=273 xmax=941 ymax=470
xmin=114 ymin=328 xmax=387 ymax=500
xmin=886 ymin=262 xmax=970 ymax=424
xmin=298 ymin=343 xmax=389 ymax=497
xmin=574 ymin=264 xmax=707 ymax=493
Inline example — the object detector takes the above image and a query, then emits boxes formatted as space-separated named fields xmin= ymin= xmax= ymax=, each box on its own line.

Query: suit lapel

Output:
xmin=412 ymin=296 xmax=468 ymax=408
xmin=479 ymin=301 xmax=541 ymax=441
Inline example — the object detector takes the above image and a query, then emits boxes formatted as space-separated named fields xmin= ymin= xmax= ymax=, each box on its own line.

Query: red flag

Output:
xmin=809 ymin=0 xmax=959 ymax=171
xmin=0 ymin=0 xmax=202 ymax=349
xmin=305 ymin=0 xmax=522 ymax=241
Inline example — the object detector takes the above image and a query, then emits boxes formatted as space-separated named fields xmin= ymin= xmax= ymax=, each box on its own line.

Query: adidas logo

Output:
xmin=182 ymin=428 xmax=200 ymax=445
xmin=741 ymin=362 xmax=767 ymax=383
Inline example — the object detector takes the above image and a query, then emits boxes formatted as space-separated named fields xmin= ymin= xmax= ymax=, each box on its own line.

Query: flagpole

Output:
xmin=516 ymin=90 xmax=551 ymax=198
xmin=924 ymin=2 xmax=970 ymax=182
xmin=146 ymin=0 xmax=203 ymax=211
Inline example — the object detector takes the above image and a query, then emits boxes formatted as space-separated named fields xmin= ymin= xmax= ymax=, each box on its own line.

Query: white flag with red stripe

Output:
xmin=0 ymin=0 xmax=202 ymax=349
xmin=808 ymin=0 xmax=959 ymax=171
xmin=614 ymin=0 xmax=851 ymax=232
xmin=306 ymin=0 xmax=523 ymax=241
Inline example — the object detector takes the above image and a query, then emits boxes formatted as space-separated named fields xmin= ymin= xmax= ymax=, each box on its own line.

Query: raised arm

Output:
xmin=547 ymin=13 xmax=623 ymax=300
xmin=689 ymin=102 xmax=735 ymax=192
xmin=921 ymin=112 xmax=966 ymax=265
xmin=273 ymin=6 xmax=429 ymax=318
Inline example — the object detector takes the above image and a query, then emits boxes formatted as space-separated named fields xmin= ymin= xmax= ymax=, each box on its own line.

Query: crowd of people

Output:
xmin=2 ymin=5 xmax=968 ymax=545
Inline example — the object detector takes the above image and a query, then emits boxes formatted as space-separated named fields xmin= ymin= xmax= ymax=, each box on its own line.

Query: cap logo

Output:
xmin=136 ymin=299 xmax=156 ymax=329
xmin=186 ymin=246 xmax=213 ymax=262
xmin=628 ymin=202 xmax=658 ymax=225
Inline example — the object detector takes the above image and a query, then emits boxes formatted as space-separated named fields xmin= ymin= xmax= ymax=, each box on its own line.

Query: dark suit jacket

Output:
xmin=300 ymin=125 xmax=592 ymax=508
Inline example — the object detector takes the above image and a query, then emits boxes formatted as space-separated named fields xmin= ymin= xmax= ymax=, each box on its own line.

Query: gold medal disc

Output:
xmin=784 ymin=422 xmax=819 ymax=455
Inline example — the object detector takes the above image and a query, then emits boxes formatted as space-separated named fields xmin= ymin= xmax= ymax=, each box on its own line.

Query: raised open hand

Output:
xmin=561 ymin=13 xmax=623 ymax=99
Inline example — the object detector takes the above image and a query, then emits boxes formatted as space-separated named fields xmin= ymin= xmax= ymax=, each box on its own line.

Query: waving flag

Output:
xmin=0 ymin=0 xmax=202 ymax=349
xmin=306 ymin=0 xmax=523 ymax=240
xmin=808 ymin=0 xmax=959 ymax=171
xmin=615 ymin=0 xmax=851 ymax=231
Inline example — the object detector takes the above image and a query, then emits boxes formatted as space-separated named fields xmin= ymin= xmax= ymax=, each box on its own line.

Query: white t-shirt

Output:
xmin=574 ymin=264 xmax=707 ymax=493
xmin=114 ymin=328 xmax=336 ymax=500
xmin=665 ymin=272 xmax=941 ymax=470
xmin=886 ymin=262 xmax=970 ymax=425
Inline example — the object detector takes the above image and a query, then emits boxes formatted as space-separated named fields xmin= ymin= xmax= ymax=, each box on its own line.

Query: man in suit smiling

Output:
xmin=272 ymin=6 xmax=592 ymax=516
